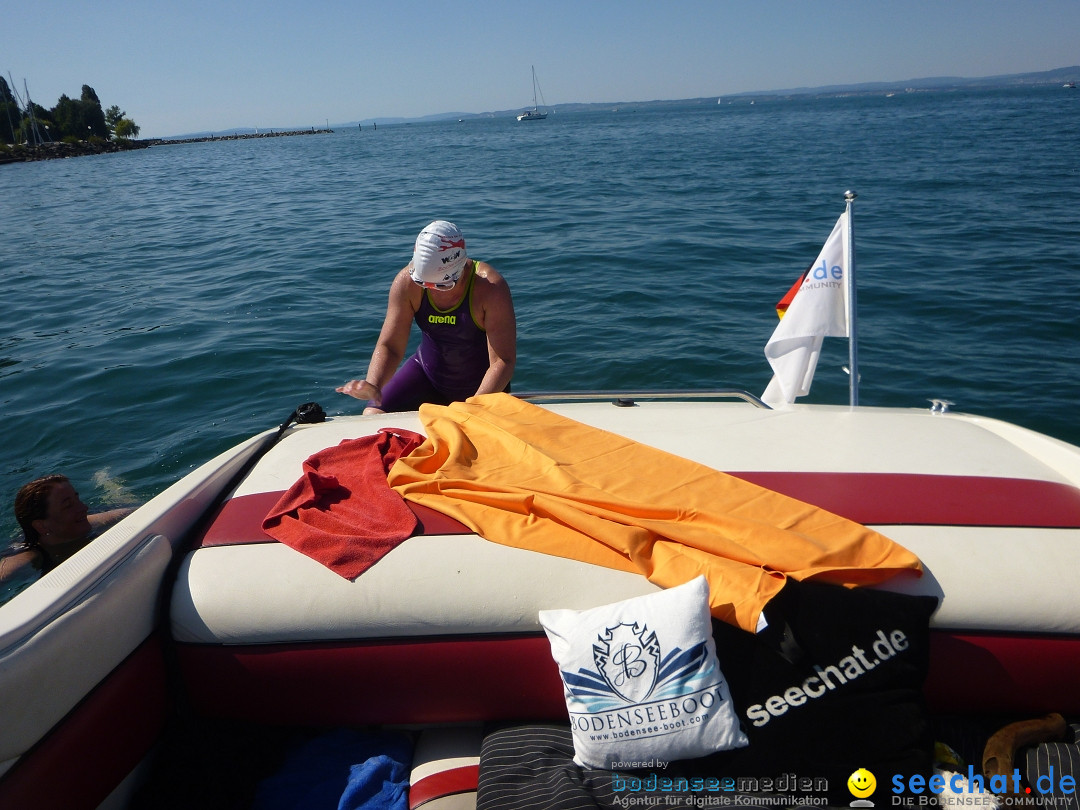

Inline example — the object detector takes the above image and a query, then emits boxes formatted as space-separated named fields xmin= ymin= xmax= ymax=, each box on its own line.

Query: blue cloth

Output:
xmin=339 ymin=751 xmax=411 ymax=810
xmin=253 ymin=728 xmax=412 ymax=810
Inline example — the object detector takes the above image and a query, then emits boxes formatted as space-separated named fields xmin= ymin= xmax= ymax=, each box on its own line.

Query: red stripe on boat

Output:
xmin=197 ymin=473 xmax=1080 ymax=548
xmin=409 ymin=765 xmax=480 ymax=809
xmin=198 ymin=491 xmax=472 ymax=547
xmin=731 ymin=472 xmax=1080 ymax=527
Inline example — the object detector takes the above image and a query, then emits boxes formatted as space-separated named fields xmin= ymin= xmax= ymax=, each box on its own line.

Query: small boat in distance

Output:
xmin=517 ymin=65 xmax=548 ymax=121
xmin=1065 ymin=81 xmax=1077 ymax=89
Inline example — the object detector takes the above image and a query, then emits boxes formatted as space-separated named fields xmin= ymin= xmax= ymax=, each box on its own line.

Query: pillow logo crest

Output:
xmin=564 ymin=630 xmax=719 ymax=715
xmin=594 ymin=622 xmax=661 ymax=703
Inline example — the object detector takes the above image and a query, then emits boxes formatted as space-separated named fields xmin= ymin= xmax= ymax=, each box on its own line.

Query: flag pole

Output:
xmin=844 ymin=190 xmax=859 ymax=407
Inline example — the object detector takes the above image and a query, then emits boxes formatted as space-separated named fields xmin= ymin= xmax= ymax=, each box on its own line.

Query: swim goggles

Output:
xmin=414 ymin=277 xmax=458 ymax=291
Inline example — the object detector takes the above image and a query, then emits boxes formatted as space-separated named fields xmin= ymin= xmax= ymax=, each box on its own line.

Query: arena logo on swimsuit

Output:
xmin=428 ymin=314 xmax=456 ymax=325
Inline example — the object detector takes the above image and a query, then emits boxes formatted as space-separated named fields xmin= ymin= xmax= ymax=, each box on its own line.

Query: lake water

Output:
xmin=2 ymin=87 xmax=1079 ymax=545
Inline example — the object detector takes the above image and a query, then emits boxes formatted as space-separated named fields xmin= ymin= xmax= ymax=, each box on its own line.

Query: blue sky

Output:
xmin=3 ymin=0 xmax=1078 ymax=138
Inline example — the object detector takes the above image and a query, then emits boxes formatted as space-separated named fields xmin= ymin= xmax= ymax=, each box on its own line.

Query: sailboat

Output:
xmin=517 ymin=66 xmax=548 ymax=121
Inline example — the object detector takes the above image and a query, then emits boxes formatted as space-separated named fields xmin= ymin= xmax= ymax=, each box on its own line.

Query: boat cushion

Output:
xmin=538 ymin=576 xmax=747 ymax=769
xmin=167 ymin=403 xmax=1080 ymax=729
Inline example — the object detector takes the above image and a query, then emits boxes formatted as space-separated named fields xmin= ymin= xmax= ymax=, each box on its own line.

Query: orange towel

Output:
xmin=387 ymin=394 xmax=922 ymax=632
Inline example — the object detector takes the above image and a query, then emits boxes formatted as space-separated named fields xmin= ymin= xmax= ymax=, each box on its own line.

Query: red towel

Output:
xmin=262 ymin=428 xmax=424 ymax=579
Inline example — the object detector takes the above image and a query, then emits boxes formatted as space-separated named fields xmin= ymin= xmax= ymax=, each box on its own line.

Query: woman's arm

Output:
xmin=88 ymin=507 xmax=136 ymax=534
xmin=338 ymin=268 xmax=417 ymax=409
xmin=472 ymin=262 xmax=517 ymax=396
xmin=0 ymin=549 xmax=41 ymax=583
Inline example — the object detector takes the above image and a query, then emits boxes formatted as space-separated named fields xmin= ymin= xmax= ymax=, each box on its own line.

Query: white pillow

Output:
xmin=539 ymin=576 xmax=748 ymax=769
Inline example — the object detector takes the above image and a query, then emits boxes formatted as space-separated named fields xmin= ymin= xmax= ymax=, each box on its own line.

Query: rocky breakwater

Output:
xmin=1 ymin=128 xmax=333 ymax=164
xmin=158 ymin=128 xmax=333 ymax=145
xmin=0 ymin=138 xmax=152 ymax=164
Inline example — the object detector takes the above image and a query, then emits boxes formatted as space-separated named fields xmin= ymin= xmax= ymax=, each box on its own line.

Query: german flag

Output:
xmin=775 ymin=266 xmax=810 ymax=319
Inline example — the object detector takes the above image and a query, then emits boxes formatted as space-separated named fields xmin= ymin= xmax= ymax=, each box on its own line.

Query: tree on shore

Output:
xmin=53 ymin=86 xmax=110 ymax=140
xmin=105 ymin=104 xmax=123 ymax=132
xmin=1 ymin=78 xmax=140 ymax=145
xmin=105 ymin=104 xmax=140 ymax=140
xmin=114 ymin=118 xmax=140 ymax=139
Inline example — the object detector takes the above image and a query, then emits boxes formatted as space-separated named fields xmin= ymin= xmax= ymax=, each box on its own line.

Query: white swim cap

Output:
xmin=411 ymin=221 xmax=468 ymax=288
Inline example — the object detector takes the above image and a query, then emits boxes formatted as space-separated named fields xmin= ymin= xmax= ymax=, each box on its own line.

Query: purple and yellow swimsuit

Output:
xmin=379 ymin=262 xmax=505 ymax=412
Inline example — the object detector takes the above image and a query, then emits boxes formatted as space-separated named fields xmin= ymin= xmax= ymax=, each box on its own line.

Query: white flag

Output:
xmin=762 ymin=213 xmax=850 ymax=407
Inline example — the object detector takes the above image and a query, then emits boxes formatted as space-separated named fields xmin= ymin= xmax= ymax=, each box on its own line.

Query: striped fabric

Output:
xmin=476 ymin=725 xmax=625 ymax=810
xmin=475 ymin=724 xmax=815 ymax=810
xmin=1023 ymin=724 xmax=1080 ymax=810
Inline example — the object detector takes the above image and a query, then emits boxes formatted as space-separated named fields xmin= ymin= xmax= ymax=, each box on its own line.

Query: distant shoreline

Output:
xmin=1 ymin=128 xmax=333 ymax=165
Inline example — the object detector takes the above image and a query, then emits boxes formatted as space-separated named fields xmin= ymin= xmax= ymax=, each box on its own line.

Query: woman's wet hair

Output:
xmin=14 ymin=474 xmax=69 ymax=544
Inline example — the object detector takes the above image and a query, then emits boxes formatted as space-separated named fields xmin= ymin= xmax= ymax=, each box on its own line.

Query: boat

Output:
xmin=1065 ymin=82 xmax=1077 ymax=89
xmin=516 ymin=66 xmax=548 ymax=121
xmin=4 ymin=386 xmax=1080 ymax=807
